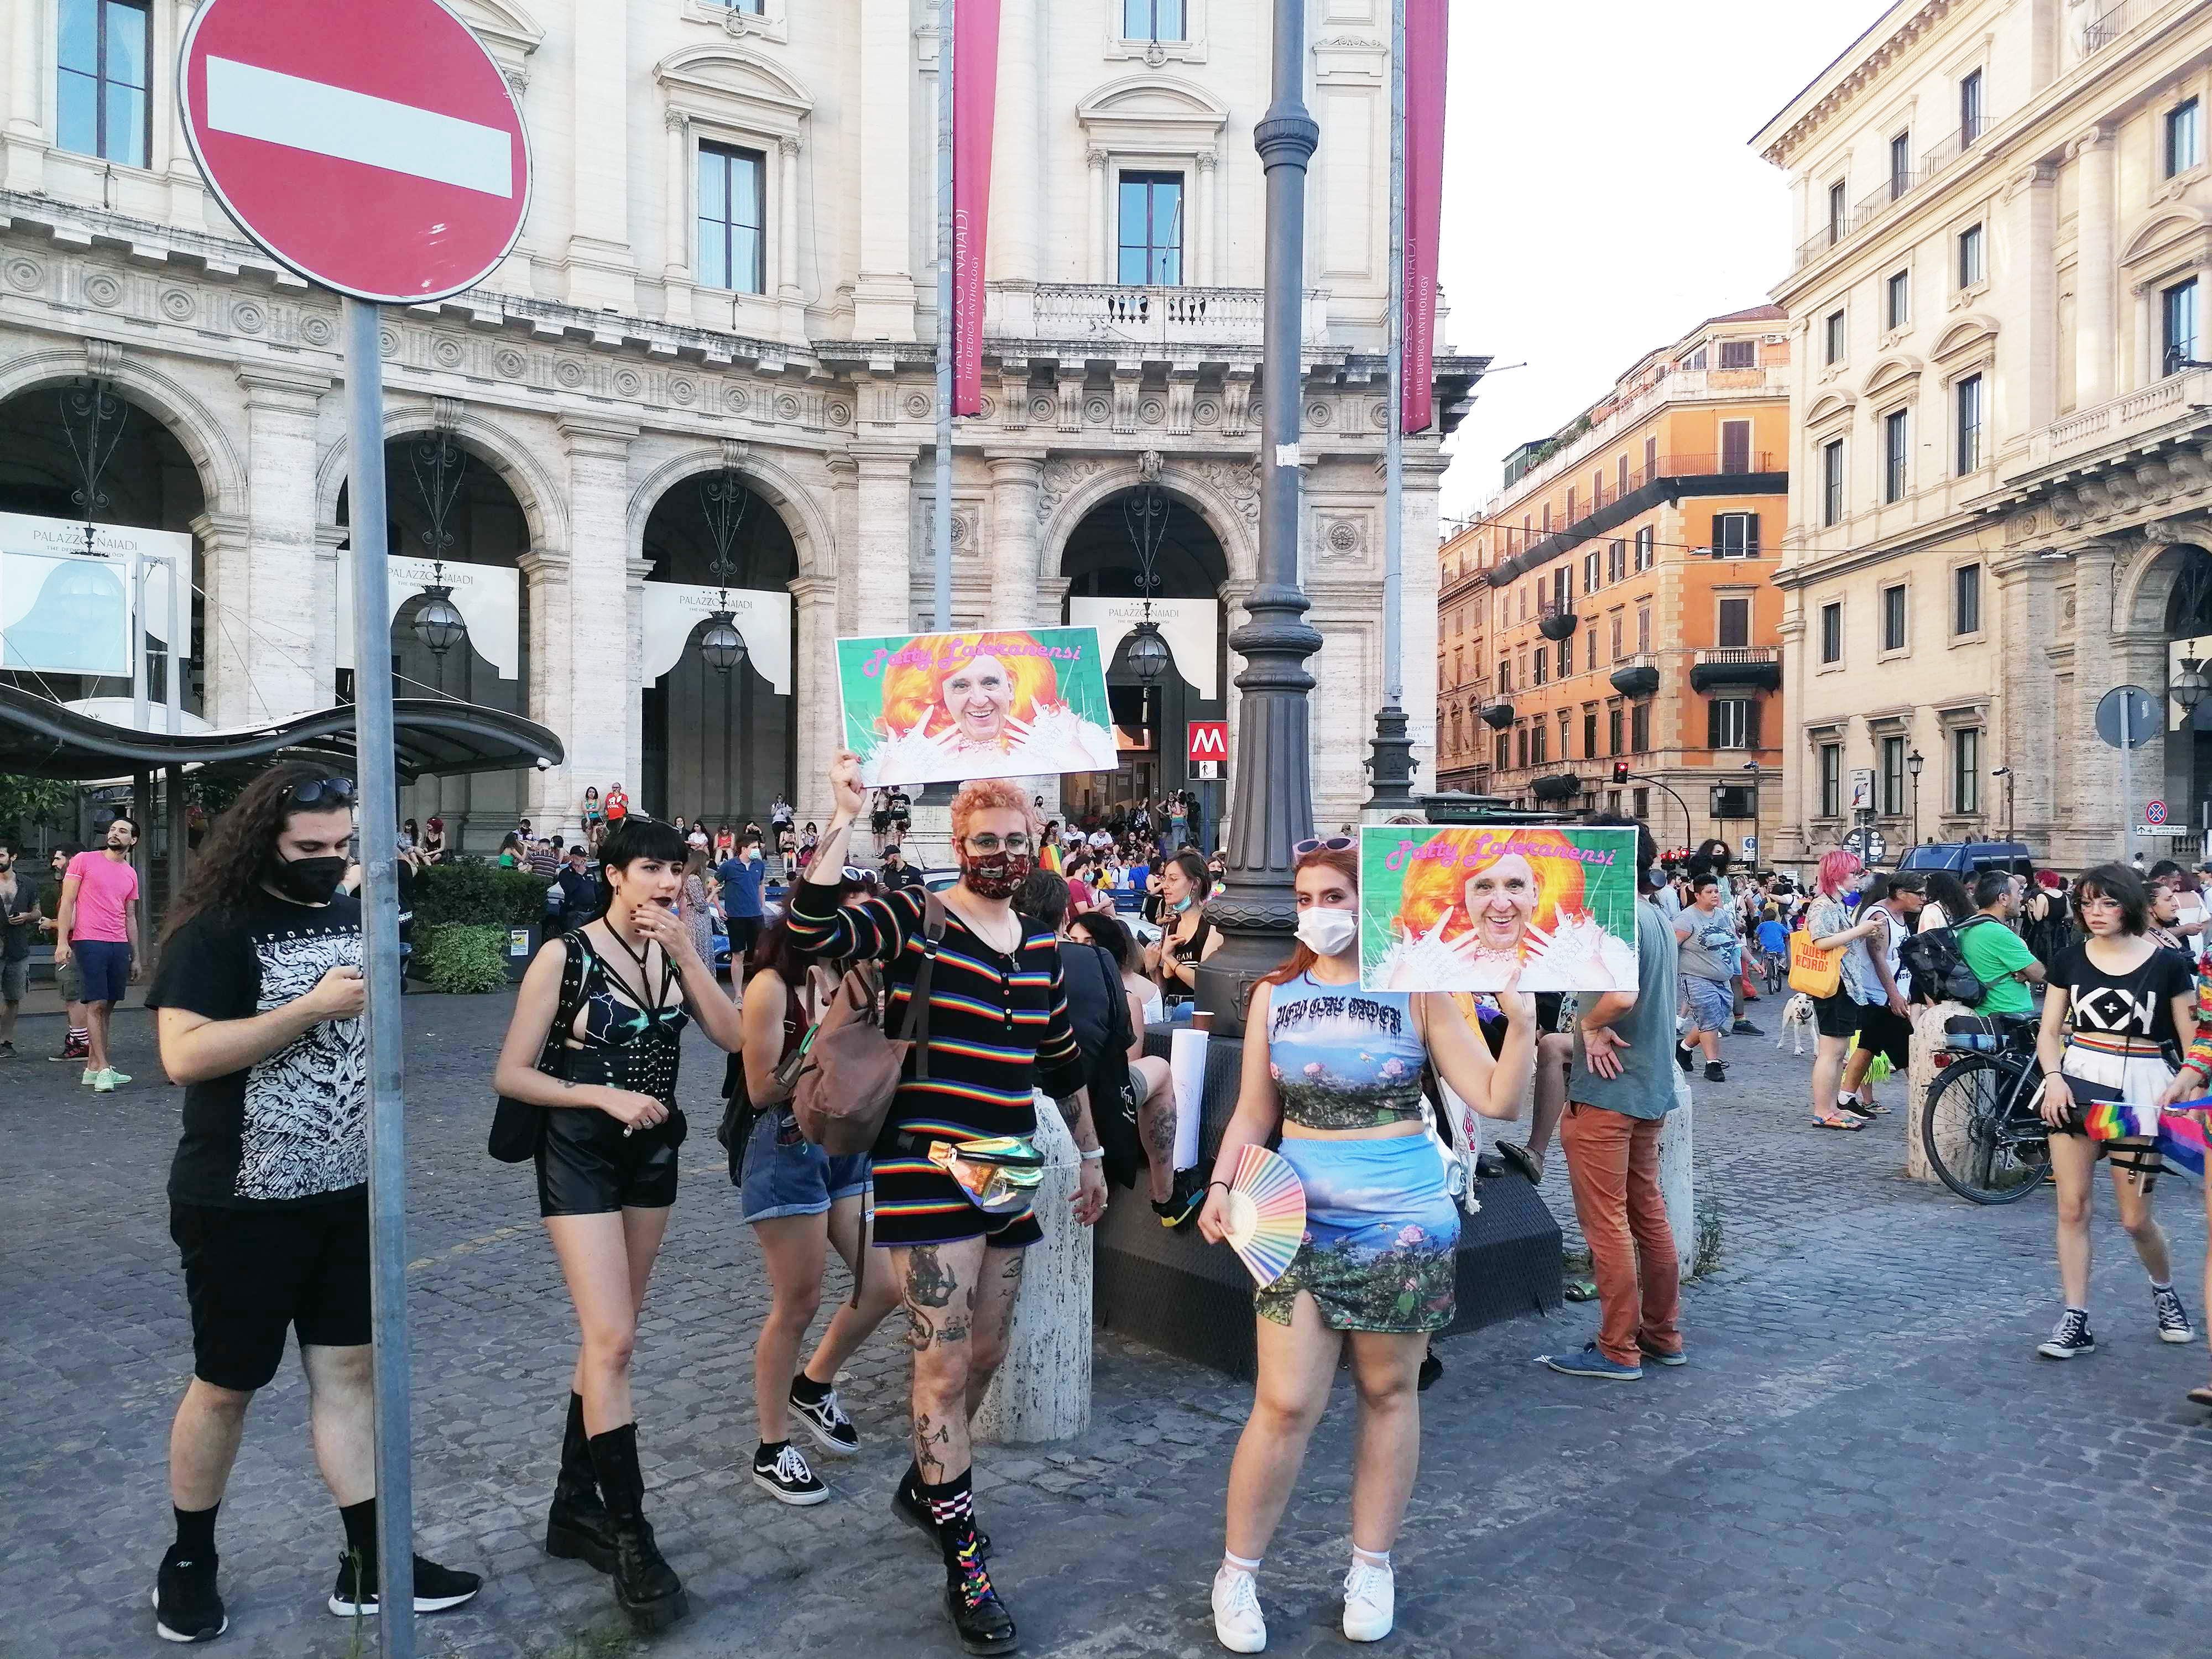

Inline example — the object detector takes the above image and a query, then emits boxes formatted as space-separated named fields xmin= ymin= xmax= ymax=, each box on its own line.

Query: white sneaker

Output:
xmin=1342 ymin=1559 xmax=1394 ymax=1643
xmin=1211 ymin=1566 xmax=1266 ymax=1653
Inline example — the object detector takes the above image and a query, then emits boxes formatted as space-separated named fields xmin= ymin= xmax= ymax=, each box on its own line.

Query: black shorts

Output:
xmin=1812 ymin=992 xmax=1859 ymax=1040
xmin=536 ymin=1104 xmax=685 ymax=1217
xmin=171 ymin=1192 xmax=372 ymax=1391
xmin=727 ymin=915 xmax=761 ymax=961
xmin=1851 ymin=1002 xmax=1913 ymax=1067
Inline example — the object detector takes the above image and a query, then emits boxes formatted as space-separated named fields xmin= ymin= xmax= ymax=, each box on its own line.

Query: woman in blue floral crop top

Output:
xmin=1197 ymin=842 xmax=1537 ymax=1649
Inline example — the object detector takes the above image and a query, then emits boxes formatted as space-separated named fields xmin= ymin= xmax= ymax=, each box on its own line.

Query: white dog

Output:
xmin=1777 ymin=992 xmax=1815 ymax=1056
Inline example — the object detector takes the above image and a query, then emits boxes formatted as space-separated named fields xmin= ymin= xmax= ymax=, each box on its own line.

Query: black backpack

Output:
xmin=1898 ymin=916 xmax=1992 ymax=1007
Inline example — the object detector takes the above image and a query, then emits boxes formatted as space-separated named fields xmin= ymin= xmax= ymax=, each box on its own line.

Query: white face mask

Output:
xmin=1295 ymin=906 xmax=1358 ymax=958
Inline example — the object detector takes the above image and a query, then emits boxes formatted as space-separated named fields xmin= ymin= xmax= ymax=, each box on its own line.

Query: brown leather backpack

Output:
xmin=780 ymin=890 xmax=947 ymax=1156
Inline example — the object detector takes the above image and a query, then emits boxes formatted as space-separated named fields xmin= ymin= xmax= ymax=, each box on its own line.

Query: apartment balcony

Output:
xmin=1792 ymin=129 xmax=1990 ymax=276
xmin=1537 ymin=604 xmax=1579 ymax=642
xmin=2022 ymin=371 xmax=2212 ymax=475
xmin=1530 ymin=773 xmax=1585 ymax=804
xmin=1609 ymin=654 xmax=1660 ymax=699
xmin=1489 ymin=452 xmax=1783 ymax=584
xmin=1688 ymin=648 xmax=1782 ymax=693
xmin=2083 ymin=0 xmax=2160 ymax=52
xmin=1480 ymin=700 xmax=1517 ymax=731
xmin=983 ymin=282 xmax=1330 ymax=351
xmin=1507 ymin=367 xmax=1791 ymax=498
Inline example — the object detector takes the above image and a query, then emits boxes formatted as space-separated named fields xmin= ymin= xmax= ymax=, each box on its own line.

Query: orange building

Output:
xmin=1434 ymin=306 xmax=1791 ymax=858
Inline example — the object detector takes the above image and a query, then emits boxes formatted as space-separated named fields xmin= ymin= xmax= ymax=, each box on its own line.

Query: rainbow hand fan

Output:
xmin=1223 ymin=1144 xmax=1307 ymax=1287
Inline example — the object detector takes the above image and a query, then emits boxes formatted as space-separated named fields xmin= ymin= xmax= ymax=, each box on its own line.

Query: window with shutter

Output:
xmin=1719 ymin=340 xmax=1756 ymax=369
xmin=1721 ymin=420 xmax=1752 ymax=475
xmin=1718 ymin=597 xmax=1750 ymax=648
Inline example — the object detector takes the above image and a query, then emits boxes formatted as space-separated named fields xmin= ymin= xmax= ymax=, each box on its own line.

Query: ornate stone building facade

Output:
xmin=1759 ymin=0 xmax=2212 ymax=868
xmin=0 ymin=0 xmax=1476 ymax=842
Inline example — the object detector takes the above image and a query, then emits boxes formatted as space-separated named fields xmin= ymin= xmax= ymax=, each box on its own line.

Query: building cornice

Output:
xmin=1754 ymin=1 xmax=1957 ymax=168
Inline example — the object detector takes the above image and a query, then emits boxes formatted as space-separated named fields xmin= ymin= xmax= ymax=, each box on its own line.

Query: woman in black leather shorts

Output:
xmin=493 ymin=817 xmax=744 ymax=1632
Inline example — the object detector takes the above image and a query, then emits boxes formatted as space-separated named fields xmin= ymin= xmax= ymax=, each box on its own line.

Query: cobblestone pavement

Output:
xmin=8 ymin=990 xmax=2212 ymax=1659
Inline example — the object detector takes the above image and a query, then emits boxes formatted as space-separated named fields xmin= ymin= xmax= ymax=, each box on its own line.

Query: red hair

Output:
xmin=878 ymin=630 xmax=1061 ymax=743
xmin=1392 ymin=827 xmax=1586 ymax=944
xmin=1250 ymin=845 xmax=1360 ymax=1008
xmin=950 ymin=777 xmax=1040 ymax=842
xmin=1815 ymin=849 xmax=1861 ymax=898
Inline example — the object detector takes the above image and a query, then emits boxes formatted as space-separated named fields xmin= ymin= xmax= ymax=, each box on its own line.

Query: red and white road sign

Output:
xmin=180 ymin=0 xmax=531 ymax=304
xmin=1188 ymin=721 xmax=1228 ymax=765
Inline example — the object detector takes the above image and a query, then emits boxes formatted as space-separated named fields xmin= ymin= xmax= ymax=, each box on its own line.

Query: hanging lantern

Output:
xmin=413 ymin=582 xmax=467 ymax=656
xmin=701 ymin=609 xmax=749 ymax=675
xmin=1126 ymin=618 xmax=1172 ymax=684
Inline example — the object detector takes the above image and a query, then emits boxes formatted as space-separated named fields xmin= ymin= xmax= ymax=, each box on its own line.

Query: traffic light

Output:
xmin=1611 ymin=760 xmax=1631 ymax=784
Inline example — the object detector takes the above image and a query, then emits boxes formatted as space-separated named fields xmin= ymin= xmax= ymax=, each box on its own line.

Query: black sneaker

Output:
xmin=0 ymin=1040 xmax=16 ymax=1058
xmin=753 ymin=1441 xmax=829 ymax=1506
xmin=1703 ymin=1061 xmax=1726 ymax=1083
xmin=327 ymin=1551 xmax=483 ymax=1616
xmin=153 ymin=1546 xmax=226 ymax=1644
xmin=1416 ymin=1349 xmax=1443 ymax=1391
xmin=1731 ymin=1019 xmax=1763 ymax=1037
xmin=790 ymin=1384 xmax=860 ymax=1455
xmin=2036 ymin=1309 xmax=2096 ymax=1360
xmin=1674 ymin=1042 xmax=1695 ymax=1073
xmin=2156 ymin=1285 xmax=2195 ymax=1344
xmin=1152 ymin=1165 xmax=1206 ymax=1229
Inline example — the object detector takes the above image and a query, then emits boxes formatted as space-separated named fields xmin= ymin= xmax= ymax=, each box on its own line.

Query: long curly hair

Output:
xmin=877 ymin=630 xmax=1061 ymax=744
xmin=1392 ymin=827 xmax=1587 ymax=945
xmin=162 ymin=760 xmax=354 ymax=943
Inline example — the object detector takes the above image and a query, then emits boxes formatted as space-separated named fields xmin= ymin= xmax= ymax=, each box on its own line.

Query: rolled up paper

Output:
xmin=1168 ymin=1026 xmax=1208 ymax=1171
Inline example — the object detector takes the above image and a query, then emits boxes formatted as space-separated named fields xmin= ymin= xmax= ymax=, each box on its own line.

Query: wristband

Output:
xmin=1207 ymin=1180 xmax=1231 ymax=1192
xmin=1078 ymin=1146 xmax=1103 ymax=1161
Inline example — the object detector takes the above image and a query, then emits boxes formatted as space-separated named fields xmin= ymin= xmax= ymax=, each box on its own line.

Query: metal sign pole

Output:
xmin=932 ymin=0 xmax=954 ymax=633
xmin=1383 ymin=0 xmax=1404 ymax=714
xmin=2121 ymin=688 xmax=2136 ymax=868
xmin=342 ymin=294 xmax=416 ymax=1659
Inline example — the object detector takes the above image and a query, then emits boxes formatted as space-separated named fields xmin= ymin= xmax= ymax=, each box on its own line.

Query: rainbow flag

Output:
xmin=2157 ymin=1104 xmax=2212 ymax=1185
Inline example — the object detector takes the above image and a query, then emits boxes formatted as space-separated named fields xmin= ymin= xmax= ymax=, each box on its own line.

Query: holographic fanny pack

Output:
xmin=924 ymin=1134 xmax=1046 ymax=1216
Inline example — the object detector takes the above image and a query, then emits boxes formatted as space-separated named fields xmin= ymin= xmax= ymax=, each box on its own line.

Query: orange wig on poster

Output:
xmin=876 ymin=630 xmax=1061 ymax=742
xmin=1392 ymin=827 xmax=1588 ymax=943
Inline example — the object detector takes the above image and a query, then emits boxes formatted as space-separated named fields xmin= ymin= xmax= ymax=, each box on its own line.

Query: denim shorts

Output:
xmin=1681 ymin=973 xmax=1732 ymax=1034
xmin=739 ymin=1108 xmax=872 ymax=1224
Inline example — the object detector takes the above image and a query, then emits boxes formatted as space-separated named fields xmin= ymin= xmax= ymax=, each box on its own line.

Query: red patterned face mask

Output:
xmin=961 ymin=850 xmax=1032 ymax=900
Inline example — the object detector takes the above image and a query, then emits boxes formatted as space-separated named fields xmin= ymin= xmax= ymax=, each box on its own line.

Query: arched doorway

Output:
xmin=0 ymin=381 xmax=206 ymax=717
xmin=639 ymin=472 xmax=798 ymax=828
xmin=338 ymin=433 xmax=531 ymax=848
xmin=1058 ymin=486 xmax=1229 ymax=838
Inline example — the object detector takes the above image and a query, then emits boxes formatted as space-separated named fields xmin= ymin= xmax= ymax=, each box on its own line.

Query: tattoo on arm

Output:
xmin=1055 ymin=1093 xmax=1083 ymax=1130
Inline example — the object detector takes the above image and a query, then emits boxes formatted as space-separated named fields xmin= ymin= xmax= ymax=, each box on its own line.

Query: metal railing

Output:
xmin=992 ymin=282 xmax=1332 ymax=347
xmin=2084 ymin=0 xmax=2154 ymax=51
xmin=1693 ymin=648 xmax=1778 ymax=666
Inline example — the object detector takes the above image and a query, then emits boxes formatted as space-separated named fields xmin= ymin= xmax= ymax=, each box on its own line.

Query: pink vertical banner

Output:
xmin=952 ymin=0 xmax=1001 ymax=418
xmin=1400 ymin=0 xmax=1448 ymax=434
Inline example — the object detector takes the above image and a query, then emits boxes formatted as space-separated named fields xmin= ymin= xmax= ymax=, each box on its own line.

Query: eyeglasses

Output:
xmin=290 ymin=778 xmax=355 ymax=808
xmin=964 ymin=834 xmax=1032 ymax=854
xmin=1293 ymin=836 xmax=1355 ymax=856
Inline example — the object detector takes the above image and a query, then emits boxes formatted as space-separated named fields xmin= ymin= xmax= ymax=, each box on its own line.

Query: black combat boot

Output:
xmin=544 ymin=1393 xmax=615 ymax=1573
xmin=585 ymin=1423 xmax=688 ymax=1632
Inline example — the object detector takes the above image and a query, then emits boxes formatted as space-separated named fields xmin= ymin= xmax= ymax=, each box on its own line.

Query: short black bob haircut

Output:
xmin=2072 ymin=862 xmax=2148 ymax=936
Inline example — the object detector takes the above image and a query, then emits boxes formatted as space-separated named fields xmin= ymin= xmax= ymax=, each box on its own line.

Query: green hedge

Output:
xmin=413 ymin=861 xmax=549 ymax=930
xmin=414 ymin=923 xmax=514 ymax=994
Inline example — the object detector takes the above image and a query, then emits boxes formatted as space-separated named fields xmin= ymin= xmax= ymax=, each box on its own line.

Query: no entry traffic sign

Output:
xmin=180 ymin=0 xmax=531 ymax=304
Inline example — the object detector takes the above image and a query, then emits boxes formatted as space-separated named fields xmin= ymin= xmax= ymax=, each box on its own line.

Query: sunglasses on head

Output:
xmin=1292 ymin=836 xmax=1355 ymax=856
xmin=840 ymin=866 xmax=873 ymax=884
xmin=290 ymin=778 xmax=356 ymax=808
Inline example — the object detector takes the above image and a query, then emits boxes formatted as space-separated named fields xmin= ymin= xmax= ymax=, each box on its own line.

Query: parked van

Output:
xmin=1896 ymin=840 xmax=2037 ymax=878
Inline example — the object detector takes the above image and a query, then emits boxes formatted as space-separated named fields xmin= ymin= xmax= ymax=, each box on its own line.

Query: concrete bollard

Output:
xmin=974 ymin=1095 xmax=1092 ymax=1444
xmin=1661 ymin=1071 xmax=1695 ymax=1277
xmin=1906 ymin=1001 xmax=1970 ymax=1183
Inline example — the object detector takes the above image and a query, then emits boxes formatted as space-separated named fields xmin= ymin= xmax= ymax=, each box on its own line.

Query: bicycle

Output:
xmin=1921 ymin=1013 xmax=2053 ymax=1204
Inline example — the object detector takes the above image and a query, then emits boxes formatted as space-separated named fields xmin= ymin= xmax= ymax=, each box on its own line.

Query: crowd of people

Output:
xmin=72 ymin=750 xmax=2212 ymax=1652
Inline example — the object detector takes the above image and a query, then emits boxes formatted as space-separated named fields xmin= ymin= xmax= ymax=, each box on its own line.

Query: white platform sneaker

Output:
xmin=1342 ymin=1558 xmax=1395 ymax=1643
xmin=1211 ymin=1565 xmax=1267 ymax=1653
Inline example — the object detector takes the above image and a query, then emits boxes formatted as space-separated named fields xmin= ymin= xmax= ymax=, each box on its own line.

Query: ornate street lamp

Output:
xmin=697 ymin=465 xmax=752 ymax=677
xmin=2173 ymin=655 xmax=2210 ymax=721
xmin=408 ymin=432 xmax=471 ymax=658
xmin=57 ymin=379 xmax=127 ymax=557
xmin=1907 ymin=748 xmax=1924 ymax=847
xmin=1120 ymin=477 xmax=1174 ymax=685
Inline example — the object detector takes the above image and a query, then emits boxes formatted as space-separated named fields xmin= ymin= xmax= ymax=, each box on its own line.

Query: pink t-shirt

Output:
xmin=66 ymin=851 xmax=139 ymax=943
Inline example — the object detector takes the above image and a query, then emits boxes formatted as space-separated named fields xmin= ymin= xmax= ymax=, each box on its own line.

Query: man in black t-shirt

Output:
xmin=144 ymin=765 xmax=482 ymax=1644
xmin=878 ymin=843 xmax=925 ymax=895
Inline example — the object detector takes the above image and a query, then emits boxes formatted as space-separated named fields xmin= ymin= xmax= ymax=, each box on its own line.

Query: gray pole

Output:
xmin=933 ymin=0 xmax=954 ymax=632
xmin=1198 ymin=0 xmax=1322 ymax=1030
xmin=342 ymin=295 xmax=416 ymax=1659
xmin=1363 ymin=0 xmax=1415 ymax=812
xmin=2121 ymin=689 xmax=2136 ymax=867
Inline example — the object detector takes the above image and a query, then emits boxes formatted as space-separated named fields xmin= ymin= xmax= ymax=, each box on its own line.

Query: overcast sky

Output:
xmin=1433 ymin=1 xmax=1896 ymax=527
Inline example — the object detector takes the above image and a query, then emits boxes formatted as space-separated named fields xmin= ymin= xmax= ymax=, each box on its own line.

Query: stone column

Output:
xmin=1196 ymin=152 xmax=1218 ymax=285
xmin=777 ymin=135 xmax=802 ymax=297
xmin=663 ymin=111 xmax=693 ymax=321
xmin=557 ymin=419 xmax=638 ymax=807
xmin=974 ymin=1097 xmax=1091 ymax=1444
xmin=155 ymin=1 xmax=206 ymax=221
xmin=2063 ymin=544 xmax=2120 ymax=864
xmin=854 ymin=0 xmax=916 ymax=340
xmin=518 ymin=547 xmax=574 ymax=828
xmin=790 ymin=574 xmax=839 ymax=827
xmin=1661 ymin=1073 xmax=1695 ymax=1277
xmin=852 ymin=447 xmax=919 ymax=634
xmin=989 ymin=0 xmax=1040 ymax=286
xmin=625 ymin=555 xmax=653 ymax=794
xmin=310 ymin=525 xmax=345 ymax=707
xmin=4 ymin=0 xmax=45 ymax=192
xmin=236 ymin=367 xmax=332 ymax=720
xmin=192 ymin=512 xmax=254 ymax=727
xmin=2011 ymin=161 xmax=2060 ymax=435
xmin=565 ymin=0 xmax=635 ymax=309
xmin=1087 ymin=148 xmax=1109 ymax=282
xmin=985 ymin=451 xmax=1045 ymax=624
xmin=1402 ymin=451 xmax=1447 ymax=788
xmin=2074 ymin=126 xmax=2116 ymax=408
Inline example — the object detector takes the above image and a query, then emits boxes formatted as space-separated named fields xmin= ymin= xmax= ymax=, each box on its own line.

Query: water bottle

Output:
xmin=1945 ymin=1030 xmax=2002 ymax=1054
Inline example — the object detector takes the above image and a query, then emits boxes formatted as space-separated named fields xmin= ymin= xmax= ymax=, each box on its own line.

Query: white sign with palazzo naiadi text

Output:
xmin=1067 ymin=597 xmax=1218 ymax=699
xmin=640 ymin=585 xmax=792 ymax=694
xmin=336 ymin=552 xmax=521 ymax=680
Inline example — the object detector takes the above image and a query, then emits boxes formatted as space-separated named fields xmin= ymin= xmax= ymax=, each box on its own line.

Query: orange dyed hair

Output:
xmin=1393 ymin=827 xmax=1587 ymax=942
xmin=878 ymin=630 xmax=1061 ymax=740
xmin=950 ymin=777 xmax=1040 ymax=842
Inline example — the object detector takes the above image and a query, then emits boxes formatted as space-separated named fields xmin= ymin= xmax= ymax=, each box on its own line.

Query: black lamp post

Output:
xmin=1197 ymin=0 xmax=1322 ymax=1033
xmin=57 ymin=378 xmax=126 ymax=558
xmin=1991 ymin=766 xmax=2016 ymax=842
xmin=1120 ymin=480 xmax=1175 ymax=688
xmin=1907 ymin=748 xmax=1924 ymax=847
xmin=408 ymin=432 xmax=471 ymax=660
xmin=697 ymin=466 xmax=752 ymax=679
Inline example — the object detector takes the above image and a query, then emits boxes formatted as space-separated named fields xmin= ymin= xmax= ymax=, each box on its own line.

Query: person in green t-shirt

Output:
xmin=1959 ymin=870 xmax=2045 ymax=1016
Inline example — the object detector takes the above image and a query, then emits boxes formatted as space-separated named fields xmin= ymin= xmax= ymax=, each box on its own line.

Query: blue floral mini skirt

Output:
xmin=1254 ymin=1133 xmax=1460 ymax=1334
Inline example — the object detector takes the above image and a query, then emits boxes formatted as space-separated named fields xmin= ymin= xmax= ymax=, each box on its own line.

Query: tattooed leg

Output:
xmin=1136 ymin=1060 xmax=1178 ymax=1204
xmin=891 ymin=1239 xmax=987 ymax=1485
xmin=964 ymin=1246 xmax=1026 ymax=1420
